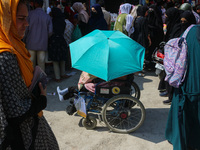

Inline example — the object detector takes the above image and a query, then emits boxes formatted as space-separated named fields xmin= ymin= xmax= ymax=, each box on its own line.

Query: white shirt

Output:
xmin=47 ymin=7 xmax=51 ymax=15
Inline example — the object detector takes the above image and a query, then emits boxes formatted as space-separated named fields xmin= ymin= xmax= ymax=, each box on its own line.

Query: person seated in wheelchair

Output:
xmin=57 ymin=71 xmax=130 ymax=101
xmin=57 ymin=71 xmax=132 ymax=115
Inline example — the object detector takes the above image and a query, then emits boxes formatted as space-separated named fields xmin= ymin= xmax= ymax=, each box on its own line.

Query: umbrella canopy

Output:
xmin=69 ymin=29 xmax=145 ymax=81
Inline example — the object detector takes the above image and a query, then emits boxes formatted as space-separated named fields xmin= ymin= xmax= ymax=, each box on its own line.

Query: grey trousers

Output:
xmin=53 ymin=61 xmax=65 ymax=79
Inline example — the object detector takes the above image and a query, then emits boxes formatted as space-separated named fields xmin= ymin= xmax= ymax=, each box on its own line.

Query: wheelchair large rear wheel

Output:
xmin=102 ymin=95 xmax=145 ymax=133
xmin=130 ymin=81 xmax=140 ymax=99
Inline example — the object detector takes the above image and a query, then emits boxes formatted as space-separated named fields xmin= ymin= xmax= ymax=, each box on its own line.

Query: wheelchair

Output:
xmin=69 ymin=75 xmax=145 ymax=133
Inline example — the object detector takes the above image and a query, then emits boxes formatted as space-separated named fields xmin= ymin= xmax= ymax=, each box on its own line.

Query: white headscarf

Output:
xmin=115 ymin=3 xmax=134 ymax=37
xmin=120 ymin=3 xmax=132 ymax=14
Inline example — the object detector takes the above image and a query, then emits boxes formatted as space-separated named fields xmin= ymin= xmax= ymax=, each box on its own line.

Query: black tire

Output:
xmin=102 ymin=95 xmax=145 ymax=133
xmin=130 ymin=81 xmax=141 ymax=99
xmin=82 ymin=115 xmax=97 ymax=130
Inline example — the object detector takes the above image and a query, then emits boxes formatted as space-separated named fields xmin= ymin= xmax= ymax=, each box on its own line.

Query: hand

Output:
xmin=39 ymin=82 xmax=46 ymax=96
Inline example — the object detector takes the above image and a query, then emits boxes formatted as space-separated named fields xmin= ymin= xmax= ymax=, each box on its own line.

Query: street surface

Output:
xmin=44 ymin=68 xmax=173 ymax=150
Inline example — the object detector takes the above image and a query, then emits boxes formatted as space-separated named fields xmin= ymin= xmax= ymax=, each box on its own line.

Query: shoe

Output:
xmin=61 ymin=75 xmax=71 ymax=79
xmin=163 ymin=99 xmax=172 ymax=105
xmin=159 ymin=91 xmax=168 ymax=97
xmin=66 ymin=104 xmax=77 ymax=115
xmin=159 ymin=89 xmax=166 ymax=92
xmin=134 ymin=72 xmax=145 ymax=77
xmin=57 ymin=86 xmax=64 ymax=102
xmin=54 ymin=78 xmax=62 ymax=83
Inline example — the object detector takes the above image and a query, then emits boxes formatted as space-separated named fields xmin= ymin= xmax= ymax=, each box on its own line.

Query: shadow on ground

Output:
xmin=64 ymin=108 xmax=170 ymax=144
xmin=134 ymin=71 xmax=155 ymax=91
xmin=130 ymin=108 xmax=170 ymax=143
xmin=45 ymin=69 xmax=170 ymax=144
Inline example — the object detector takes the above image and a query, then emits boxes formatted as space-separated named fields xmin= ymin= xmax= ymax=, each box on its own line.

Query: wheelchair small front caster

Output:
xmin=82 ymin=115 xmax=97 ymax=130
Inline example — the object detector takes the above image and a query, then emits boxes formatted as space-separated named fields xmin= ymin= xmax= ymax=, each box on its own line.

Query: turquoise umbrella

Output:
xmin=69 ymin=29 xmax=145 ymax=81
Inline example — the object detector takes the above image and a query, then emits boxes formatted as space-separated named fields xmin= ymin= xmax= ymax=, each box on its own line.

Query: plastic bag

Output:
xmin=74 ymin=96 xmax=86 ymax=118
xmin=71 ymin=25 xmax=82 ymax=42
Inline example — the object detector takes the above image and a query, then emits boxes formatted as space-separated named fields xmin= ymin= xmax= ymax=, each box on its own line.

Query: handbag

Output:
xmin=71 ymin=25 xmax=82 ymax=42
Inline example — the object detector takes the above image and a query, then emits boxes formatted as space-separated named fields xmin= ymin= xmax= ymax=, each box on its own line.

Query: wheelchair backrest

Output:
xmin=95 ymin=81 xmax=131 ymax=98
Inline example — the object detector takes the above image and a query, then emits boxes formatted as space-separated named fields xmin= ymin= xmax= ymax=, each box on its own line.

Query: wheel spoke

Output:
xmin=106 ymin=114 xmax=120 ymax=124
xmin=102 ymin=95 xmax=145 ymax=133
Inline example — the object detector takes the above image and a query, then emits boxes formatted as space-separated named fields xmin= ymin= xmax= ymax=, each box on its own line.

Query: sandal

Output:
xmin=134 ymin=72 xmax=145 ymax=77
xmin=54 ymin=78 xmax=62 ymax=82
xmin=61 ymin=75 xmax=71 ymax=79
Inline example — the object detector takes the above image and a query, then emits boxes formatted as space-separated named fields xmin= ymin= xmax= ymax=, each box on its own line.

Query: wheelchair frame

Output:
xmin=74 ymin=79 xmax=146 ymax=133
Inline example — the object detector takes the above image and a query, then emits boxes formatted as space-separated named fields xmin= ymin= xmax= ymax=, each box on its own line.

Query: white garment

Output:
xmin=47 ymin=7 xmax=51 ymax=15
xmin=118 ymin=3 xmax=134 ymax=36
xmin=130 ymin=5 xmax=138 ymax=20
xmin=126 ymin=14 xmax=134 ymax=36
xmin=119 ymin=3 xmax=132 ymax=14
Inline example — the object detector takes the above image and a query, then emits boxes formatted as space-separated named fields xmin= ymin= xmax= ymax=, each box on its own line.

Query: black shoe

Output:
xmin=163 ymin=99 xmax=172 ymax=105
xmin=66 ymin=104 xmax=77 ymax=115
xmin=159 ymin=91 xmax=168 ymax=97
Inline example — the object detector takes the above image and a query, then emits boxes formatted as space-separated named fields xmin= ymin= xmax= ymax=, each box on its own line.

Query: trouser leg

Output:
xmin=60 ymin=61 xmax=65 ymax=77
xmin=28 ymin=50 xmax=36 ymax=68
xmin=53 ymin=61 xmax=60 ymax=79
xmin=37 ymin=51 xmax=46 ymax=71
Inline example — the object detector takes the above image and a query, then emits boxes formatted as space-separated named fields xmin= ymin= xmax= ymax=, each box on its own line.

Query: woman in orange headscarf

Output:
xmin=0 ymin=0 xmax=59 ymax=149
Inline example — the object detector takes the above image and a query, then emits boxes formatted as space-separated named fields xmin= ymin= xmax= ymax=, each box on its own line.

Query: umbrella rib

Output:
xmin=111 ymin=39 xmax=144 ymax=72
xmin=111 ymin=40 xmax=138 ymax=63
xmin=73 ymin=38 xmax=105 ymax=63
xmin=74 ymin=40 xmax=108 ymax=77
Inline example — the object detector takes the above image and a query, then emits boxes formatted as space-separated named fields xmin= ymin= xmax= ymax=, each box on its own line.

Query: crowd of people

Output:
xmin=0 ymin=0 xmax=200 ymax=149
xmin=24 ymin=0 xmax=200 ymax=84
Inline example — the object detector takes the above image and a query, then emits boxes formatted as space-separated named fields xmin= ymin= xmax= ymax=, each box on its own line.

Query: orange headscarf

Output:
xmin=0 ymin=0 xmax=33 ymax=87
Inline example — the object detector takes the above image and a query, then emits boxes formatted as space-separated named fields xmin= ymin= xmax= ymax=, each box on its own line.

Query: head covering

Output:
xmin=72 ymin=2 xmax=89 ymax=23
xmin=91 ymin=4 xmax=104 ymax=18
xmin=166 ymin=7 xmax=181 ymax=24
xmin=0 ymin=0 xmax=33 ymax=87
xmin=180 ymin=10 xmax=196 ymax=33
xmin=180 ymin=10 xmax=196 ymax=24
xmin=137 ymin=6 xmax=149 ymax=17
xmin=148 ymin=4 xmax=163 ymax=29
xmin=120 ymin=3 xmax=132 ymax=14
xmin=88 ymin=4 xmax=108 ymax=32
xmin=51 ymin=7 xmax=66 ymax=34
xmin=165 ymin=7 xmax=182 ymax=41
xmin=147 ymin=4 xmax=164 ymax=53
xmin=179 ymin=3 xmax=192 ymax=11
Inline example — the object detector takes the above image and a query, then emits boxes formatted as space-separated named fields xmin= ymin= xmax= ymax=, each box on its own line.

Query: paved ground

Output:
xmin=43 ymin=68 xmax=173 ymax=150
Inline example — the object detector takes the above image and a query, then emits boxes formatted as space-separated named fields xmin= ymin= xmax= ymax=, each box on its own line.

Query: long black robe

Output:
xmin=131 ymin=6 xmax=149 ymax=49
